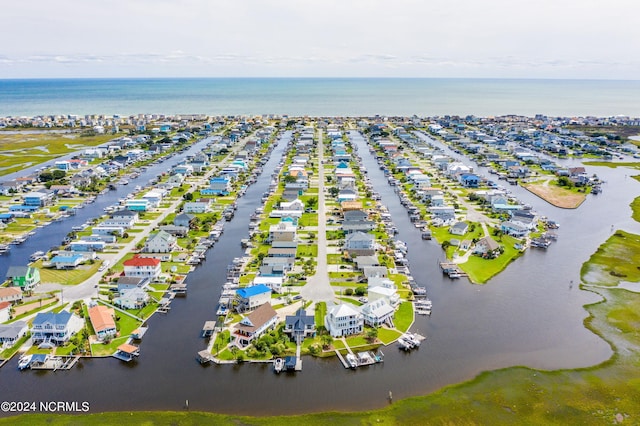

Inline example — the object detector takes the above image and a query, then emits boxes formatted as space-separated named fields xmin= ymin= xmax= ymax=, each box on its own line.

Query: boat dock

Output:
xmin=28 ymin=355 xmax=79 ymax=371
xmin=201 ymin=321 xmax=216 ymax=338
xmin=196 ymin=350 xmax=214 ymax=364
xmin=335 ymin=349 xmax=384 ymax=369
xmin=439 ymin=262 xmax=468 ymax=279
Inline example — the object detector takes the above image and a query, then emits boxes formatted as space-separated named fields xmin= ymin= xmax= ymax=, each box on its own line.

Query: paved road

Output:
xmin=300 ymin=128 xmax=336 ymax=304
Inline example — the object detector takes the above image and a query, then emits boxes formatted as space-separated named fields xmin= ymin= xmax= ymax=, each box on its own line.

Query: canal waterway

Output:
xmin=0 ymin=129 xmax=628 ymax=416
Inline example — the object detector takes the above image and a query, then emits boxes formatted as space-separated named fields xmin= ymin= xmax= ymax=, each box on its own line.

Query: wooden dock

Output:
xmin=439 ymin=261 xmax=468 ymax=278
xmin=201 ymin=321 xmax=216 ymax=338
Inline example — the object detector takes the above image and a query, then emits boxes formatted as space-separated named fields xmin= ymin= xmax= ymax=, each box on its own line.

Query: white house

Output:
xmin=233 ymin=303 xmax=278 ymax=347
xmin=252 ymin=276 xmax=283 ymax=294
xmin=144 ymin=230 xmax=176 ymax=253
xmin=325 ymin=303 xmax=364 ymax=338
xmin=368 ymin=286 xmax=400 ymax=308
xmin=361 ymin=299 xmax=395 ymax=327
xmin=87 ymin=304 xmax=117 ymax=342
xmin=123 ymin=255 xmax=161 ymax=279
xmin=114 ymin=288 xmax=149 ymax=310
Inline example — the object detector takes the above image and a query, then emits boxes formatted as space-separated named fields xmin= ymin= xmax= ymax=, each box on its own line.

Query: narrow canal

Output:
xmin=0 ymin=129 xmax=620 ymax=416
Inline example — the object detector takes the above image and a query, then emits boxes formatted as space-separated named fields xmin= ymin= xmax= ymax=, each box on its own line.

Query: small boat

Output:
xmin=30 ymin=251 xmax=45 ymax=261
xmin=273 ymin=357 xmax=284 ymax=373
xmin=18 ymin=354 xmax=32 ymax=370
xmin=346 ymin=353 xmax=358 ymax=368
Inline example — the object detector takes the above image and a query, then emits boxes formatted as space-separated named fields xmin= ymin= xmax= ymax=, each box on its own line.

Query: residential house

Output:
xmin=233 ymin=303 xmax=278 ymax=347
xmin=116 ymin=276 xmax=149 ymax=293
xmin=510 ymin=210 xmax=538 ymax=230
xmin=500 ymin=221 xmax=529 ymax=238
xmin=368 ymin=286 xmax=400 ymax=308
xmin=0 ymin=321 xmax=28 ymax=347
xmin=88 ymin=304 xmax=117 ymax=341
xmin=0 ymin=302 xmax=10 ymax=323
xmin=344 ymin=231 xmax=375 ymax=256
xmin=183 ymin=200 xmax=212 ymax=214
xmin=125 ymin=199 xmax=150 ymax=212
xmin=474 ymin=236 xmax=501 ymax=256
xmin=23 ymin=191 xmax=54 ymax=207
xmin=361 ymin=299 xmax=395 ymax=327
xmin=5 ymin=266 xmax=40 ymax=290
xmin=173 ymin=213 xmax=195 ymax=229
xmin=325 ymin=303 xmax=364 ymax=338
xmin=202 ymin=177 xmax=231 ymax=196
xmin=111 ymin=209 xmax=139 ymax=223
xmin=92 ymin=225 xmax=125 ymax=237
xmin=459 ymin=173 xmax=480 ymax=188
xmin=284 ymin=308 xmax=316 ymax=343
xmin=268 ymin=221 xmax=297 ymax=243
xmin=144 ymin=230 xmax=176 ymax=253
xmin=50 ymin=254 xmax=86 ymax=270
xmin=235 ymin=284 xmax=272 ymax=313
xmin=252 ymin=276 xmax=283 ymax=294
xmin=449 ymin=221 xmax=469 ymax=236
xmin=123 ymin=255 xmax=162 ymax=279
xmin=114 ymin=288 xmax=149 ymax=310
xmin=0 ymin=287 xmax=23 ymax=303
xmin=69 ymin=240 xmax=106 ymax=252
xmin=30 ymin=311 xmax=84 ymax=345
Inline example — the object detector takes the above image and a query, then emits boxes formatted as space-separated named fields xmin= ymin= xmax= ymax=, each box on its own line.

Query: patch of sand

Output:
xmin=521 ymin=183 xmax=586 ymax=209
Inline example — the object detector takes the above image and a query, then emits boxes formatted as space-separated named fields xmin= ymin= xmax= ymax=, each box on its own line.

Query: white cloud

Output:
xmin=0 ymin=0 xmax=638 ymax=78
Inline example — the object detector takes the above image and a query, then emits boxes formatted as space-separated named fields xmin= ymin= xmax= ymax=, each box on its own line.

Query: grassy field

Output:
xmin=581 ymin=230 xmax=640 ymax=286
xmin=37 ymin=261 xmax=102 ymax=285
xmin=461 ymin=235 xmax=523 ymax=284
xmin=0 ymin=132 xmax=118 ymax=176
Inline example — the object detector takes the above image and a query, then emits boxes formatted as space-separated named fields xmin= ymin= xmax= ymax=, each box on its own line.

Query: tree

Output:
xmin=366 ymin=328 xmax=378 ymax=343
xmin=344 ymin=288 xmax=354 ymax=296
xmin=354 ymin=286 xmax=367 ymax=296
xmin=321 ymin=334 xmax=333 ymax=350
xmin=283 ymin=174 xmax=298 ymax=184
xmin=328 ymin=187 xmax=339 ymax=197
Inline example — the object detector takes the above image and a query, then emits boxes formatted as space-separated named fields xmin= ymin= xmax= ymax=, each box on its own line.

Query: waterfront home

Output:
xmin=5 ymin=266 xmax=40 ymax=290
xmin=50 ymin=254 xmax=86 ymax=270
xmin=449 ymin=221 xmax=469 ymax=236
xmin=337 ymin=189 xmax=358 ymax=203
xmin=368 ymin=276 xmax=396 ymax=290
xmin=116 ymin=276 xmax=149 ymax=293
xmin=233 ymin=303 xmax=278 ymax=347
xmin=361 ymin=299 xmax=395 ymax=327
xmin=510 ymin=210 xmax=538 ymax=230
xmin=268 ymin=221 xmax=297 ymax=243
xmin=173 ymin=213 xmax=195 ymax=229
xmin=159 ymin=225 xmax=189 ymax=237
xmin=125 ymin=199 xmax=150 ymax=212
xmin=87 ymin=304 xmax=117 ymax=341
xmin=362 ymin=266 xmax=388 ymax=279
xmin=474 ymin=236 xmax=501 ymax=257
xmin=123 ymin=255 xmax=162 ymax=279
xmin=114 ymin=287 xmax=149 ymax=310
xmin=252 ymin=276 xmax=283 ymax=294
xmin=173 ymin=164 xmax=194 ymax=176
xmin=354 ymin=255 xmax=380 ymax=270
xmin=111 ymin=209 xmax=139 ymax=224
xmin=69 ymin=240 xmax=106 ymax=252
xmin=0 ymin=321 xmax=28 ymax=347
xmin=92 ymin=225 xmax=125 ymax=237
xmin=165 ymin=174 xmax=185 ymax=188
xmin=368 ymin=286 xmax=400 ymax=308
xmin=31 ymin=311 xmax=84 ymax=346
xmin=0 ymin=286 xmax=23 ymax=303
xmin=284 ymin=308 xmax=316 ymax=343
xmin=500 ymin=221 xmax=529 ymax=238
xmin=340 ymin=201 xmax=363 ymax=212
xmin=429 ymin=206 xmax=456 ymax=222
xmin=142 ymin=190 xmax=164 ymax=208
xmin=325 ymin=303 xmax=364 ymax=338
xmin=143 ymin=230 xmax=177 ymax=253
xmin=267 ymin=247 xmax=297 ymax=258
xmin=235 ymin=284 xmax=272 ymax=313
xmin=183 ymin=200 xmax=212 ymax=214
xmin=202 ymin=177 xmax=231 ymax=196
xmin=344 ymin=231 xmax=376 ymax=257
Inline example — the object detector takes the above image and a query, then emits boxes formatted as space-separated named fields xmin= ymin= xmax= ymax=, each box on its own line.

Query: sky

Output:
xmin=1 ymin=0 xmax=639 ymax=79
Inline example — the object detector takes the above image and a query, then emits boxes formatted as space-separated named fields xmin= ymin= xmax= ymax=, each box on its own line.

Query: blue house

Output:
xmin=202 ymin=177 xmax=231 ymax=196
xmin=459 ymin=173 xmax=480 ymax=188
xmin=23 ymin=191 xmax=51 ymax=207
xmin=235 ymin=284 xmax=272 ymax=312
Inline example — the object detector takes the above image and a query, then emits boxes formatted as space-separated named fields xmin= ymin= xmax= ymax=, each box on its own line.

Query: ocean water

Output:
xmin=1 ymin=78 xmax=639 ymax=117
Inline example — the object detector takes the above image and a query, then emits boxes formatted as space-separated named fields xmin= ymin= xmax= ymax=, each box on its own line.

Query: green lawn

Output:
xmin=377 ymin=328 xmax=402 ymax=344
xmin=461 ymin=235 xmax=523 ymax=284
xmin=37 ymin=261 xmax=102 ymax=285
xmin=394 ymin=302 xmax=414 ymax=333
xmin=581 ymin=230 xmax=640 ymax=286
xmin=296 ymin=244 xmax=318 ymax=257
